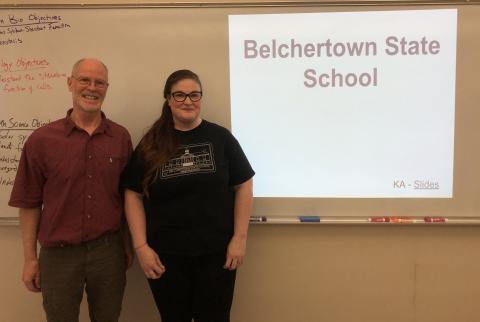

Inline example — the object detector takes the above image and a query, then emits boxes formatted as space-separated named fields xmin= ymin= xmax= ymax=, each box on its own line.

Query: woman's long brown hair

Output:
xmin=137 ymin=69 xmax=202 ymax=196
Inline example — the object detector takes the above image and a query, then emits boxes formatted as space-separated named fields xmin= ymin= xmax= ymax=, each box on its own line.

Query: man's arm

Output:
xmin=122 ymin=133 xmax=135 ymax=269
xmin=19 ymin=207 xmax=41 ymax=292
xmin=121 ymin=221 xmax=134 ymax=269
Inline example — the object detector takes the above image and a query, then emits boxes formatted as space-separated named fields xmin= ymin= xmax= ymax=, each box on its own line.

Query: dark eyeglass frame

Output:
xmin=71 ymin=76 xmax=109 ymax=89
xmin=170 ymin=91 xmax=203 ymax=102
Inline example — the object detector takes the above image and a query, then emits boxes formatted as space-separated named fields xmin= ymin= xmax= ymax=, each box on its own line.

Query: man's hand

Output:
xmin=22 ymin=259 xmax=41 ymax=292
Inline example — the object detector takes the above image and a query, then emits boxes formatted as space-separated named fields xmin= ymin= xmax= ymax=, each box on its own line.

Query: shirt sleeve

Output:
xmin=120 ymin=146 xmax=146 ymax=194
xmin=224 ymin=131 xmax=255 ymax=186
xmin=8 ymin=134 xmax=46 ymax=208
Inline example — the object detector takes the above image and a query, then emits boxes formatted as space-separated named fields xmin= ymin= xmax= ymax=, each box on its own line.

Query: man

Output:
xmin=9 ymin=58 xmax=133 ymax=322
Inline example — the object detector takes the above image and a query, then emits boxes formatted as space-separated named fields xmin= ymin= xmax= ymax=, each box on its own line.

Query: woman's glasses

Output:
xmin=170 ymin=91 xmax=202 ymax=102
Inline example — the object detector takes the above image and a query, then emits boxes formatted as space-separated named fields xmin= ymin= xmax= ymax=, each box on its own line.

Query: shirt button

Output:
xmin=87 ymin=194 xmax=92 ymax=199
xmin=88 ymin=155 xmax=92 ymax=159
xmin=87 ymin=214 xmax=91 ymax=219
xmin=87 ymin=174 xmax=92 ymax=179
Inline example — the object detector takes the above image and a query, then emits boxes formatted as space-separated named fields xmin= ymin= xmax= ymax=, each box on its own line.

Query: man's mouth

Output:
xmin=82 ymin=94 xmax=99 ymax=100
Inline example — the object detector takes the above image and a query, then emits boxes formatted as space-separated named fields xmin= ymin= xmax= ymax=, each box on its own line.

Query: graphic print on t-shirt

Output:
xmin=161 ymin=143 xmax=216 ymax=178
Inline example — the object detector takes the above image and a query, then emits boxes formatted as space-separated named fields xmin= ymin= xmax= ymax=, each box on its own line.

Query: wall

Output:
xmin=2 ymin=223 xmax=480 ymax=322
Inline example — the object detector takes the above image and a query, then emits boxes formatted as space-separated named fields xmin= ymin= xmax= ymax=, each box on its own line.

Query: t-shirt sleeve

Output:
xmin=224 ymin=131 xmax=255 ymax=186
xmin=8 ymin=134 xmax=45 ymax=208
xmin=120 ymin=147 xmax=146 ymax=194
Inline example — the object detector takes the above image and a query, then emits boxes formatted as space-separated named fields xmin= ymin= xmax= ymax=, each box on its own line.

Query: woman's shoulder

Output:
xmin=201 ymin=119 xmax=232 ymax=136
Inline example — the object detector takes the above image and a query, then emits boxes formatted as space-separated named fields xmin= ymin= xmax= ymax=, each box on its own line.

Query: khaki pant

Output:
xmin=39 ymin=231 xmax=126 ymax=322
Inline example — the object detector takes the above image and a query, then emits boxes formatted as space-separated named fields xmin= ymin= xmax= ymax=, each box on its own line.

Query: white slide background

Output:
xmin=229 ymin=9 xmax=457 ymax=198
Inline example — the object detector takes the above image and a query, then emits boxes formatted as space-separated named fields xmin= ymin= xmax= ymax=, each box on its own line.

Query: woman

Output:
xmin=122 ymin=69 xmax=254 ymax=322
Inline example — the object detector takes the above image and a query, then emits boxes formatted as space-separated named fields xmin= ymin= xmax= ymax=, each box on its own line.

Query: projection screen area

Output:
xmin=229 ymin=9 xmax=457 ymax=198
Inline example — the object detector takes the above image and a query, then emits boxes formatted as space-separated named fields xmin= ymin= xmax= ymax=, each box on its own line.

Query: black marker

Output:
xmin=250 ymin=216 xmax=267 ymax=223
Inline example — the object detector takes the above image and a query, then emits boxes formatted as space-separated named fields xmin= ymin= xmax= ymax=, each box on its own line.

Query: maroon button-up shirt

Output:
xmin=9 ymin=110 xmax=132 ymax=246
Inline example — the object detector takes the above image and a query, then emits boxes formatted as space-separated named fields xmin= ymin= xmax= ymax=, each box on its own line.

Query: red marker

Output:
xmin=389 ymin=216 xmax=414 ymax=223
xmin=424 ymin=217 xmax=448 ymax=223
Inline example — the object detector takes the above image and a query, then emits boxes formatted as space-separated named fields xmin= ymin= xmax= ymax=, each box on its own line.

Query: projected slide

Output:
xmin=229 ymin=9 xmax=457 ymax=198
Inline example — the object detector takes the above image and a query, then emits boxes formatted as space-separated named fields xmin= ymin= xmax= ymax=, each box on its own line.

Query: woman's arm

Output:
xmin=224 ymin=178 xmax=253 ymax=270
xmin=124 ymin=189 xmax=165 ymax=279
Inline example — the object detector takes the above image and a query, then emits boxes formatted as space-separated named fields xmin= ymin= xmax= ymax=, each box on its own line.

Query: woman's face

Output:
xmin=168 ymin=78 xmax=202 ymax=131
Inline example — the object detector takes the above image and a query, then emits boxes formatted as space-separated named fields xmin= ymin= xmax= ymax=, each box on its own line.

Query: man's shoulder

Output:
xmin=28 ymin=117 xmax=65 ymax=139
xmin=105 ymin=118 xmax=131 ymax=138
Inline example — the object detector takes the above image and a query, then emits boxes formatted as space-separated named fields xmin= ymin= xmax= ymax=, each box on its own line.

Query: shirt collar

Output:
xmin=63 ymin=108 xmax=112 ymax=137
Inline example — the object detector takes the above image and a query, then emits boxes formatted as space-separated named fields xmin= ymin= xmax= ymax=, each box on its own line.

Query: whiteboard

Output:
xmin=1 ymin=4 xmax=479 ymax=218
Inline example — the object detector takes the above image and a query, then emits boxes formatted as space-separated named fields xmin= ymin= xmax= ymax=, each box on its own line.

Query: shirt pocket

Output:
xmin=99 ymin=154 xmax=127 ymax=189
xmin=103 ymin=155 xmax=127 ymax=174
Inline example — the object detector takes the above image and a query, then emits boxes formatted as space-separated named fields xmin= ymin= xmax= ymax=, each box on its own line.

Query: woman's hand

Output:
xmin=135 ymin=244 xmax=165 ymax=279
xmin=224 ymin=236 xmax=247 ymax=270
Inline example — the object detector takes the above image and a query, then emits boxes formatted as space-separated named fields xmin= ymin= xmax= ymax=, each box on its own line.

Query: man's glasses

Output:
xmin=170 ymin=91 xmax=202 ymax=102
xmin=71 ymin=76 xmax=109 ymax=89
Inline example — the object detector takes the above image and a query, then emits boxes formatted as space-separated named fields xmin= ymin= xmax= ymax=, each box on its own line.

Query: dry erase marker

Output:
xmin=250 ymin=216 xmax=267 ymax=223
xmin=299 ymin=216 xmax=320 ymax=223
xmin=424 ymin=216 xmax=448 ymax=223
xmin=389 ymin=216 xmax=414 ymax=223
xmin=368 ymin=217 xmax=390 ymax=223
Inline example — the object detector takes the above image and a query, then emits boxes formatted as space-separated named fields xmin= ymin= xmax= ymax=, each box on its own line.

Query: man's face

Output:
xmin=67 ymin=59 xmax=109 ymax=114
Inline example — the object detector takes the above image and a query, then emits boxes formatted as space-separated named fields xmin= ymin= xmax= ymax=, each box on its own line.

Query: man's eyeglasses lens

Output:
xmin=171 ymin=91 xmax=202 ymax=102
xmin=72 ymin=76 xmax=108 ymax=89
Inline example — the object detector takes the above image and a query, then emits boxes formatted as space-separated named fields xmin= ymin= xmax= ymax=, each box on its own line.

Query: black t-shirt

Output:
xmin=122 ymin=120 xmax=255 ymax=255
